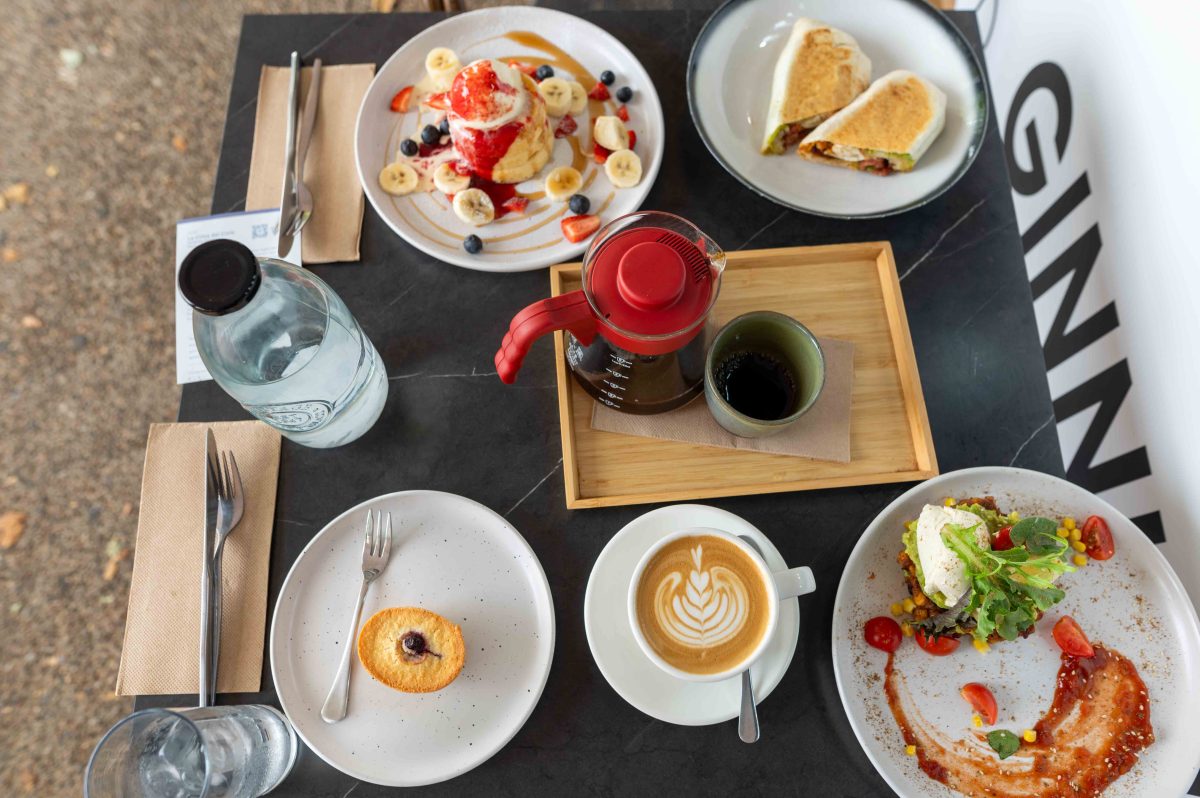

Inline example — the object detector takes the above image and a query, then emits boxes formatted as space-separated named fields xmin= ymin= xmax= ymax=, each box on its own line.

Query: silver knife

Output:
xmin=199 ymin=429 xmax=218 ymax=707
xmin=277 ymin=51 xmax=301 ymax=258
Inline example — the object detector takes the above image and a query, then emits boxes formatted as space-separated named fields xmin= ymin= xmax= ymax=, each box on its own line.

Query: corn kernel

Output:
xmin=901 ymin=622 xmax=914 ymax=637
xmin=972 ymin=714 xmax=983 ymax=728
xmin=905 ymin=744 xmax=917 ymax=756
xmin=1023 ymin=729 xmax=1037 ymax=743
xmin=1071 ymin=540 xmax=1087 ymax=552
xmin=1070 ymin=528 xmax=1082 ymax=542
xmin=973 ymin=638 xmax=990 ymax=653
xmin=1056 ymin=527 xmax=1070 ymax=538
xmin=901 ymin=598 xmax=915 ymax=613
xmin=944 ymin=497 xmax=956 ymax=506
xmin=1063 ymin=517 xmax=1076 ymax=530
xmin=1073 ymin=554 xmax=1088 ymax=567
xmin=1009 ymin=511 xmax=1021 ymax=521
xmin=890 ymin=603 xmax=903 ymax=616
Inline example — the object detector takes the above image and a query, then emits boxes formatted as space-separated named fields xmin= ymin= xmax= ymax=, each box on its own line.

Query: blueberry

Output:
xmin=438 ymin=117 xmax=450 ymax=135
xmin=535 ymin=64 xmax=555 ymax=80
xmin=568 ymin=194 xmax=590 ymax=215
xmin=420 ymin=124 xmax=441 ymax=145
xmin=402 ymin=631 xmax=427 ymax=654
xmin=599 ymin=70 xmax=615 ymax=86
xmin=399 ymin=138 xmax=419 ymax=157
xmin=463 ymin=234 xmax=483 ymax=254
xmin=615 ymin=86 xmax=633 ymax=103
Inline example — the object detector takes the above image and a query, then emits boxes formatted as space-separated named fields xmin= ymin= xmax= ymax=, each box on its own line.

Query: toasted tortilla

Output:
xmin=760 ymin=18 xmax=871 ymax=155
xmin=798 ymin=70 xmax=947 ymax=172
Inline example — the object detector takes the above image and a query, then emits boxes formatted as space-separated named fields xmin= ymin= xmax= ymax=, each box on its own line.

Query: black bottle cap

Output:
xmin=178 ymin=239 xmax=261 ymax=315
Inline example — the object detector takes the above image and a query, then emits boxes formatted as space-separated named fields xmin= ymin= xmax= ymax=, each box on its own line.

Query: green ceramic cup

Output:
xmin=704 ymin=311 xmax=825 ymax=438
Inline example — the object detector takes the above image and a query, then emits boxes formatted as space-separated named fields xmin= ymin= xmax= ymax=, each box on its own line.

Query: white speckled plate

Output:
xmin=688 ymin=0 xmax=987 ymax=218
xmin=832 ymin=467 xmax=1200 ymax=797
xmin=584 ymin=504 xmax=803 ymax=725
xmin=270 ymin=491 xmax=554 ymax=787
xmin=355 ymin=6 xmax=664 ymax=272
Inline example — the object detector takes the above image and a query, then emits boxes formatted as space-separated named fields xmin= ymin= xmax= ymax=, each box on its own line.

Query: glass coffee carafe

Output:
xmin=496 ymin=212 xmax=725 ymax=414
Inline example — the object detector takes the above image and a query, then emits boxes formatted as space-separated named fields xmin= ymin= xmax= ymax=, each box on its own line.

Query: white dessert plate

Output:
xmin=270 ymin=490 xmax=554 ymax=787
xmin=584 ymin=504 xmax=803 ymax=725
xmin=356 ymin=6 xmax=664 ymax=272
xmin=688 ymin=0 xmax=987 ymax=218
xmin=832 ymin=467 xmax=1200 ymax=797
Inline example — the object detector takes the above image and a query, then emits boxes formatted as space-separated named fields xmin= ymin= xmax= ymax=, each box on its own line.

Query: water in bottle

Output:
xmin=179 ymin=239 xmax=387 ymax=448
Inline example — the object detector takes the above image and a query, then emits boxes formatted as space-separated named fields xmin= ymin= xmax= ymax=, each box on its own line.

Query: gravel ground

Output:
xmin=0 ymin=2 xmax=454 ymax=794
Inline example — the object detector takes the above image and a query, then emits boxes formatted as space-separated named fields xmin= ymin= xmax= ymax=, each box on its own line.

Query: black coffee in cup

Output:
xmin=712 ymin=350 xmax=800 ymax=421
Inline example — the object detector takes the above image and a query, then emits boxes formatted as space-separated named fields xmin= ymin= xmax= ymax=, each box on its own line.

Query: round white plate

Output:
xmin=584 ymin=504 xmax=802 ymax=725
xmin=356 ymin=6 xmax=664 ymax=272
xmin=688 ymin=0 xmax=987 ymax=218
xmin=269 ymin=491 xmax=555 ymax=787
xmin=832 ymin=467 xmax=1200 ymax=796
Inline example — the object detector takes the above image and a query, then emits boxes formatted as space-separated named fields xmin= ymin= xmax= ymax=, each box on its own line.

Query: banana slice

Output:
xmin=425 ymin=48 xmax=461 ymax=88
xmin=433 ymin=162 xmax=470 ymax=195
xmin=378 ymin=162 xmax=418 ymax=196
xmin=604 ymin=149 xmax=642 ymax=189
xmin=537 ymin=77 xmax=573 ymax=117
xmin=567 ymin=81 xmax=587 ymax=114
xmin=593 ymin=116 xmax=629 ymax=151
xmin=544 ymin=166 xmax=583 ymax=201
xmin=452 ymin=188 xmax=495 ymax=226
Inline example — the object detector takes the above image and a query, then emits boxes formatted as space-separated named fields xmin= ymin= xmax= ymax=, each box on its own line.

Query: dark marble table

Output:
xmin=139 ymin=8 xmax=1067 ymax=796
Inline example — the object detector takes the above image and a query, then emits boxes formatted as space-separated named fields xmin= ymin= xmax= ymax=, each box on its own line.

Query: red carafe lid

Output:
xmin=583 ymin=219 xmax=721 ymax=355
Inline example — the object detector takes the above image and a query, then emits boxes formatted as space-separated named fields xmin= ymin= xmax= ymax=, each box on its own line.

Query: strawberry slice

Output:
xmin=425 ymin=92 xmax=450 ymax=111
xmin=593 ymin=141 xmax=611 ymax=163
xmin=587 ymin=82 xmax=610 ymax=101
xmin=627 ymin=130 xmax=637 ymax=149
xmin=507 ymin=60 xmax=538 ymax=78
xmin=562 ymin=214 xmax=601 ymax=243
xmin=616 ymin=104 xmax=630 ymax=122
xmin=554 ymin=115 xmax=578 ymax=138
xmin=390 ymin=86 xmax=414 ymax=113
xmin=502 ymin=197 xmax=529 ymax=216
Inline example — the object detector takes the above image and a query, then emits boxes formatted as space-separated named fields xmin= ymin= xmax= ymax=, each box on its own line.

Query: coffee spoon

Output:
xmin=737 ymin=535 xmax=764 ymax=743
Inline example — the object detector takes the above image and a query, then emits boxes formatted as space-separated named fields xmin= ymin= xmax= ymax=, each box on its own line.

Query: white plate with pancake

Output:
xmin=688 ymin=0 xmax=987 ymax=218
xmin=584 ymin=504 xmax=802 ymax=725
xmin=356 ymin=6 xmax=664 ymax=272
xmin=269 ymin=491 xmax=555 ymax=787
xmin=832 ymin=467 xmax=1200 ymax=796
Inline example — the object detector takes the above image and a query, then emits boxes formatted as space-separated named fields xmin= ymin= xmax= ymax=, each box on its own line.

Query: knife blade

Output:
xmin=198 ymin=428 xmax=218 ymax=707
xmin=277 ymin=51 xmax=301 ymax=258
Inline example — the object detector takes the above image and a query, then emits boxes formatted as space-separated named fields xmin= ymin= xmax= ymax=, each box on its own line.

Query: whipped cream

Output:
xmin=449 ymin=59 xmax=528 ymax=131
xmin=650 ymin=544 xmax=751 ymax=649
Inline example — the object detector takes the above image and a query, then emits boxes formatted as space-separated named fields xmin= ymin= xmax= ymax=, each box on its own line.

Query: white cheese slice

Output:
xmin=915 ymin=504 xmax=991 ymax=606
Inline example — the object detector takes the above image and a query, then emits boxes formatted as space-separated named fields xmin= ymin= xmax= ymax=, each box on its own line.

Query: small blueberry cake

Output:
xmin=357 ymin=607 xmax=466 ymax=693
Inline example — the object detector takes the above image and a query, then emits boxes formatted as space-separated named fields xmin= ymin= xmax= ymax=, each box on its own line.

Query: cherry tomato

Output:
xmin=914 ymin=628 xmax=960 ymax=656
xmin=992 ymin=526 xmax=1014 ymax=551
xmin=960 ymin=682 xmax=998 ymax=725
xmin=864 ymin=616 xmax=903 ymax=653
xmin=1081 ymin=515 xmax=1115 ymax=560
xmin=1052 ymin=616 xmax=1095 ymax=658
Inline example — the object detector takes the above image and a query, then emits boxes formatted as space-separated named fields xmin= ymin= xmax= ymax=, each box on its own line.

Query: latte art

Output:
xmin=654 ymin=545 xmax=751 ymax=649
xmin=635 ymin=534 xmax=771 ymax=675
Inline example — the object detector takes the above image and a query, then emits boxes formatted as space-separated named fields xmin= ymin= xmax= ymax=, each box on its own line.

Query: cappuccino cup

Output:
xmin=627 ymin=527 xmax=815 ymax=683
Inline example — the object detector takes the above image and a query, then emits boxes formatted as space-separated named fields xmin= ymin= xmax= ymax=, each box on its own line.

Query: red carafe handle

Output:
xmin=495 ymin=290 xmax=597 ymax=384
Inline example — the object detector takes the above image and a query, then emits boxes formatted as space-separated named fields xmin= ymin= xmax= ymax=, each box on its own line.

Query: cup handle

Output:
xmin=772 ymin=566 xmax=816 ymax=600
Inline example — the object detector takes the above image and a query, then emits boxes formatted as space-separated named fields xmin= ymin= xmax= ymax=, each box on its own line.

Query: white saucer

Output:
xmin=583 ymin=504 xmax=802 ymax=725
xmin=270 ymin=491 xmax=555 ymax=787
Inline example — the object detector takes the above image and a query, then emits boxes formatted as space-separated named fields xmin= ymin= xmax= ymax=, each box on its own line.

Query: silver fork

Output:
xmin=288 ymin=58 xmax=322 ymax=237
xmin=321 ymin=510 xmax=392 ymax=723
xmin=205 ymin=446 xmax=244 ymax=706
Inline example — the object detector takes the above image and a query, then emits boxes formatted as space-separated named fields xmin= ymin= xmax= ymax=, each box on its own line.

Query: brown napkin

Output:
xmin=116 ymin=421 xmax=282 ymax=696
xmin=591 ymin=337 xmax=855 ymax=462
xmin=246 ymin=63 xmax=375 ymax=264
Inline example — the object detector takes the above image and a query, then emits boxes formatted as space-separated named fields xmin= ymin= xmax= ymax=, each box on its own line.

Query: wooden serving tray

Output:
xmin=549 ymin=242 xmax=937 ymax=509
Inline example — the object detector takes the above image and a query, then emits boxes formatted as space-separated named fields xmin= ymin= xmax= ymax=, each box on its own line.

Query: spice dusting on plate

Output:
xmin=884 ymin=645 xmax=1153 ymax=797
